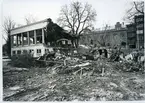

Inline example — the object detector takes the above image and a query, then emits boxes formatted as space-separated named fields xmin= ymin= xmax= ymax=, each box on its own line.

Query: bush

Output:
xmin=11 ymin=54 xmax=34 ymax=68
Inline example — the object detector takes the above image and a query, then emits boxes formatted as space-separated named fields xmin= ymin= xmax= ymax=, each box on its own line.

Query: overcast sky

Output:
xmin=2 ymin=0 xmax=133 ymax=28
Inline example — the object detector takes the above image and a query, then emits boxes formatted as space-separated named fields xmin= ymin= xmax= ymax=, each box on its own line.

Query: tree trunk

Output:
xmin=73 ymin=38 xmax=79 ymax=48
xmin=7 ymin=34 xmax=11 ymax=58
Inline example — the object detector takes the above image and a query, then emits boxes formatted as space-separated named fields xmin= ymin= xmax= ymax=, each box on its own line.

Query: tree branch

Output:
xmin=134 ymin=2 xmax=144 ymax=14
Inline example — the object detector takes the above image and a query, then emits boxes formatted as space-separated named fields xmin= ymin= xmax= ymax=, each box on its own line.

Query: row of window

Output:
xmin=12 ymin=29 xmax=43 ymax=47
xmin=138 ymin=35 xmax=144 ymax=40
xmin=135 ymin=18 xmax=144 ymax=22
xmin=12 ymin=48 xmax=54 ymax=55
xmin=136 ymin=24 xmax=144 ymax=28
xmin=137 ymin=30 xmax=143 ymax=34
xmin=12 ymin=49 xmax=41 ymax=55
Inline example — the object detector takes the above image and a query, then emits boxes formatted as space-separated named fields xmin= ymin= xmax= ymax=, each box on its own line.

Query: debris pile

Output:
xmin=35 ymin=47 xmax=144 ymax=75
xmin=114 ymin=61 xmax=144 ymax=72
xmin=3 ymin=46 xmax=145 ymax=101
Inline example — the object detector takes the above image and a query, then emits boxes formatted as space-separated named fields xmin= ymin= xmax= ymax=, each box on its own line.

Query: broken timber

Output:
xmin=35 ymin=60 xmax=63 ymax=64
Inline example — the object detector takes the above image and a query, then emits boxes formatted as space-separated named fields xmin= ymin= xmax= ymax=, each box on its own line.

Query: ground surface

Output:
xmin=3 ymin=60 xmax=145 ymax=101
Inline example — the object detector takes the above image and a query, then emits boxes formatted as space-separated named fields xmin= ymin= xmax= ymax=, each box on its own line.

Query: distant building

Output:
xmin=135 ymin=15 xmax=144 ymax=49
xmin=126 ymin=23 xmax=136 ymax=48
xmin=79 ymin=22 xmax=127 ymax=48
xmin=126 ymin=14 xmax=144 ymax=49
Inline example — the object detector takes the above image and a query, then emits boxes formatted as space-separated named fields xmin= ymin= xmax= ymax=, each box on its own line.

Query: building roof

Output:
xmin=83 ymin=27 xmax=127 ymax=36
xmin=11 ymin=19 xmax=49 ymax=31
xmin=10 ymin=19 xmax=49 ymax=35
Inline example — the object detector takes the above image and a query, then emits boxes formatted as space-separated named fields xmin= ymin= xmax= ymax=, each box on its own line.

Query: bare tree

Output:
xmin=57 ymin=1 xmax=97 ymax=48
xmin=25 ymin=14 xmax=37 ymax=24
xmin=3 ymin=17 xmax=16 ymax=57
xmin=96 ymin=24 xmax=122 ymax=47
xmin=3 ymin=17 xmax=16 ymax=35
xmin=96 ymin=24 xmax=110 ymax=47
xmin=124 ymin=1 xmax=144 ymax=23
xmin=16 ymin=24 xmax=23 ymax=27
xmin=110 ymin=34 xmax=122 ymax=47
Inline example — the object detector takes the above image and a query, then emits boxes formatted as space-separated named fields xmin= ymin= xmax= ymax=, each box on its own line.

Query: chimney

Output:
xmin=115 ymin=22 xmax=122 ymax=30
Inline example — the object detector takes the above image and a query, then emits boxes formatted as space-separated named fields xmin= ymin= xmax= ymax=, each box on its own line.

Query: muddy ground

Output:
xmin=3 ymin=61 xmax=145 ymax=101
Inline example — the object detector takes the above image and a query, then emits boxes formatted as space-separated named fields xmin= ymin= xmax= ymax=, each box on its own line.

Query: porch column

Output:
xmin=11 ymin=36 xmax=13 ymax=47
xmin=27 ymin=31 xmax=30 ymax=45
xmin=136 ymin=34 xmax=139 ymax=49
xmin=16 ymin=34 xmax=18 ymax=47
xmin=34 ymin=30 xmax=37 ymax=44
xmin=42 ymin=28 xmax=45 ymax=44
xmin=21 ymin=33 xmax=24 ymax=46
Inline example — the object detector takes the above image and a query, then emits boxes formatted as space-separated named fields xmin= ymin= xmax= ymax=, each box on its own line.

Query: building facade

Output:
xmin=79 ymin=22 xmax=127 ymax=48
xmin=11 ymin=19 xmax=49 ymax=57
xmin=126 ymin=14 xmax=144 ymax=49
xmin=135 ymin=15 xmax=144 ymax=49
xmin=126 ymin=23 xmax=136 ymax=48
xmin=10 ymin=19 xmax=72 ymax=57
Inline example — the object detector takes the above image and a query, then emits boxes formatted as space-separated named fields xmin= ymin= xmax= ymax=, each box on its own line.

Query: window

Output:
xmin=29 ymin=49 xmax=34 ymax=54
xmin=36 ymin=29 xmax=42 ymax=44
xmin=12 ymin=51 xmax=15 ymax=54
xmin=17 ymin=34 xmax=22 ymax=46
xmin=68 ymin=40 xmax=71 ymax=44
xmin=22 ymin=32 xmax=28 ymax=45
xmin=17 ymin=50 xmax=21 ymax=54
xmin=136 ymin=18 xmax=143 ymax=22
xmin=127 ymin=33 xmax=136 ymax=38
xmin=128 ymin=39 xmax=136 ymax=45
xmin=37 ymin=49 xmax=41 ymax=53
xmin=137 ymin=30 xmax=143 ymax=34
xmin=139 ymin=35 xmax=144 ymax=40
xmin=23 ymin=50 xmax=27 ymax=54
xmin=29 ymin=31 xmax=35 ymax=44
xmin=128 ymin=27 xmax=135 ymax=31
xmin=121 ymin=42 xmax=126 ymax=47
xmin=136 ymin=24 xmax=143 ymax=28
xmin=12 ymin=35 xmax=17 ymax=46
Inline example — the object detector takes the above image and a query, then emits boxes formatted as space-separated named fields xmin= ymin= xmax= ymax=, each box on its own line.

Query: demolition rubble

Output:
xmin=34 ymin=46 xmax=144 ymax=73
xmin=3 ymin=46 xmax=145 ymax=101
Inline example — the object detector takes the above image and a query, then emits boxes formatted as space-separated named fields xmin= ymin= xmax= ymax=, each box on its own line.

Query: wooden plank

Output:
xmin=35 ymin=60 xmax=63 ymax=64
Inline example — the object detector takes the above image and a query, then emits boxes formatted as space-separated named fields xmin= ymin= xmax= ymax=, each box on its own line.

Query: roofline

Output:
xmin=11 ymin=18 xmax=49 ymax=31
xmin=81 ymin=28 xmax=127 ymax=36
xmin=92 ymin=27 xmax=127 ymax=33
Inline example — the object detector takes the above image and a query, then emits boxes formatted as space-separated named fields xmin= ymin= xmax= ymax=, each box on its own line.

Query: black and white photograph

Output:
xmin=1 ymin=0 xmax=145 ymax=101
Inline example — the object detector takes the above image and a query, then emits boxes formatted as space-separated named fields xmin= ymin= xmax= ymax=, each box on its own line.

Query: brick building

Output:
xmin=126 ymin=23 xmax=136 ymax=48
xmin=126 ymin=14 xmax=144 ymax=49
xmin=79 ymin=22 xmax=127 ymax=48
xmin=135 ymin=15 xmax=144 ymax=49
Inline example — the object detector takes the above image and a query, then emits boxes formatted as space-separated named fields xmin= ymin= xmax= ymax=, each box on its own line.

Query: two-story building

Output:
xmin=135 ymin=15 xmax=144 ymax=49
xmin=10 ymin=18 xmax=73 ymax=57
xmin=126 ymin=14 xmax=144 ymax=49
